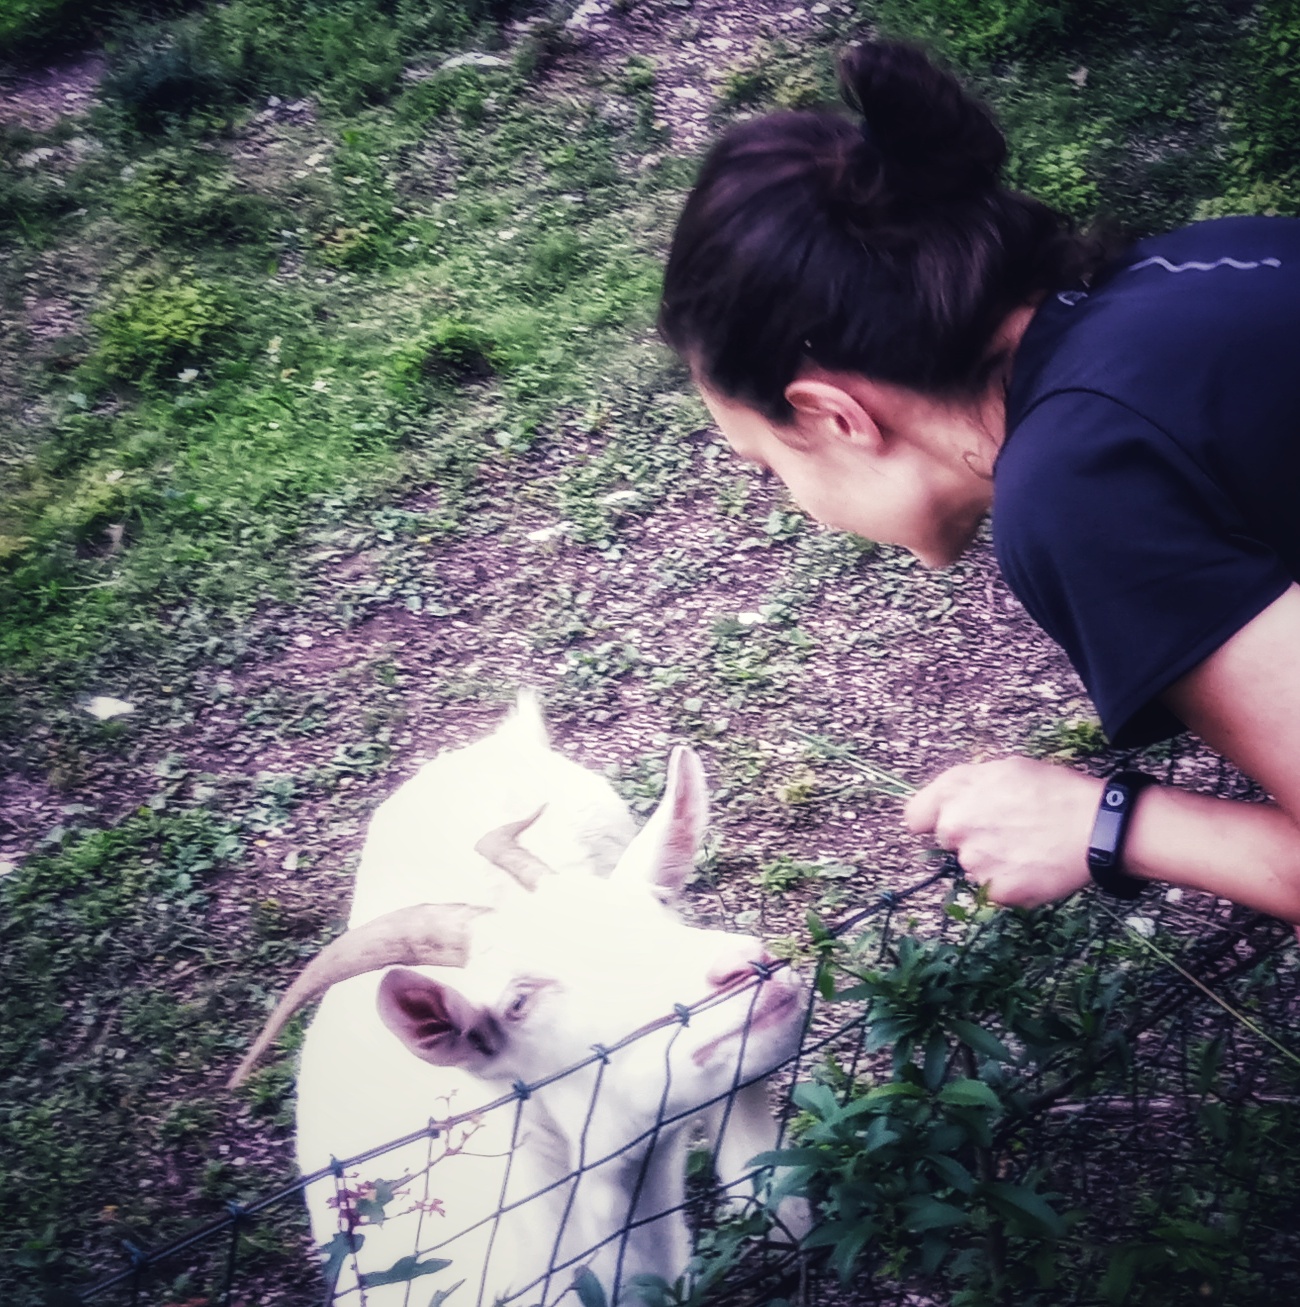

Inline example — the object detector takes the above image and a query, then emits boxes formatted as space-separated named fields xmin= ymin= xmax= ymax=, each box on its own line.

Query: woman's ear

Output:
xmin=784 ymin=378 xmax=885 ymax=454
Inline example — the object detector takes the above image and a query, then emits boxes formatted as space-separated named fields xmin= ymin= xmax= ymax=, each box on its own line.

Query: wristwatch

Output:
xmin=1086 ymin=770 xmax=1155 ymax=900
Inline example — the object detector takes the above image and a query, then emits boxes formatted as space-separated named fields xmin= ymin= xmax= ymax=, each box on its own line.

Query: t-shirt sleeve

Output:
xmin=993 ymin=390 xmax=1292 ymax=747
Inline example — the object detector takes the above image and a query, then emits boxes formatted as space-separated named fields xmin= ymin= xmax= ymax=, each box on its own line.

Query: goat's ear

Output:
xmin=610 ymin=745 xmax=708 ymax=902
xmin=377 ymin=968 xmax=500 ymax=1067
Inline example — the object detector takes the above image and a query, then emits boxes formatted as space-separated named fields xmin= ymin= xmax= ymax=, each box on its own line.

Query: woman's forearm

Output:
xmin=905 ymin=755 xmax=1300 ymax=925
xmin=1125 ymin=785 xmax=1300 ymax=924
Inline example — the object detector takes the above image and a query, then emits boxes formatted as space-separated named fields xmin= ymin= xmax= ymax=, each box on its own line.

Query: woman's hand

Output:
xmin=904 ymin=757 xmax=1103 ymax=908
xmin=904 ymin=589 xmax=1300 ymax=926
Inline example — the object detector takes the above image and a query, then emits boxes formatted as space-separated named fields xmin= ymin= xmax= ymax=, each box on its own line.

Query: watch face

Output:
xmin=1092 ymin=807 xmax=1124 ymax=848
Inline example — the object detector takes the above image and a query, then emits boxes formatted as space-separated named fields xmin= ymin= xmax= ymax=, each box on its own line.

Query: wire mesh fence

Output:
xmin=68 ymin=837 xmax=1300 ymax=1307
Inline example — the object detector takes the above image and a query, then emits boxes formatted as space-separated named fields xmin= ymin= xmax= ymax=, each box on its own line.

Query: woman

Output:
xmin=658 ymin=41 xmax=1300 ymax=926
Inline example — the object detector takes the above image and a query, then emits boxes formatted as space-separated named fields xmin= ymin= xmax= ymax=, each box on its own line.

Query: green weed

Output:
xmin=715 ymin=40 xmax=837 ymax=112
xmin=0 ymin=0 xmax=167 ymax=52
xmin=0 ymin=122 xmax=93 ymax=246
xmin=0 ymin=0 xmax=77 ymax=46
xmin=115 ymin=145 xmax=275 ymax=247
xmin=101 ymin=24 xmax=240 ymax=136
xmin=766 ymin=897 xmax=1300 ymax=1301
xmin=0 ymin=812 xmax=240 ymax=1274
xmin=862 ymin=0 xmax=1290 ymax=234
xmin=1201 ymin=0 xmax=1300 ymax=217
xmin=86 ymin=267 xmax=239 ymax=387
xmin=756 ymin=853 xmax=822 ymax=893
xmin=193 ymin=0 xmax=535 ymax=115
xmin=390 ymin=316 xmax=501 ymax=387
xmin=1026 ymin=715 xmax=1109 ymax=760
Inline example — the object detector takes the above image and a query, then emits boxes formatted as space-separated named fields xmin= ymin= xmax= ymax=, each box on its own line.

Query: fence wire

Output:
xmin=69 ymin=835 xmax=1299 ymax=1307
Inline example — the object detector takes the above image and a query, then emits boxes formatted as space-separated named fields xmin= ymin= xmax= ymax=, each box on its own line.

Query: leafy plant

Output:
xmin=759 ymin=900 xmax=1300 ymax=1304
xmin=192 ymin=0 xmax=529 ymax=116
xmin=0 ymin=0 xmax=182 ymax=53
xmin=716 ymin=40 xmax=836 ymax=111
xmin=391 ymin=318 xmax=501 ymax=388
xmin=0 ymin=809 xmax=256 ymax=1294
xmin=102 ymin=27 xmax=239 ymax=135
xmin=757 ymin=854 xmax=822 ymax=892
xmin=116 ymin=146 xmax=274 ymax=246
xmin=595 ymin=1211 xmax=776 ymax=1307
xmin=1200 ymin=0 xmax=1300 ymax=217
xmin=863 ymin=0 xmax=1294 ymax=235
xmin=0 ymin=0 xmax=77 ymax=46
xmin=1026 ymin=714 xmax=1109 ymax=760
xmin=87 ymin=269 xmax=237 ymax=387
xmin=0 ymin=123 xmax=91 ymax=246
xmin=767 ymin=1075 xmax=1064 ymax=1286
xmin=399 ymin=64 xmax=498 ymax=127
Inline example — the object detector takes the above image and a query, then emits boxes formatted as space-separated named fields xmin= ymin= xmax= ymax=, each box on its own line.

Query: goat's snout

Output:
xmin=706 ymin=940 xmax=780 ymax=993
xmin=690 ymin=939 xmax=804 ymax=1070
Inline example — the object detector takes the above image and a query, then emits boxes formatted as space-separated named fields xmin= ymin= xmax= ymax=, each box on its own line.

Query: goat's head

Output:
xmin=230 ymin=745 xmax=807 ymax=1126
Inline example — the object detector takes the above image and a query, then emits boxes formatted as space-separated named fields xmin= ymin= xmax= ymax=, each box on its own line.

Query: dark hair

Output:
xmin=659 ymin=41 xmax=1101 ymax=421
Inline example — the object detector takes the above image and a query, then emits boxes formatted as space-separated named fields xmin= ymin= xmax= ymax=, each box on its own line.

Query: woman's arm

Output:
xmin=904 ymin=585 xmax=1300 ymax=924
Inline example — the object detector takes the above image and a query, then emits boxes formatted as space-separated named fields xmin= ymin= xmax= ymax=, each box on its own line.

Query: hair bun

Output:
xmin=838 ymin=40 xmax=1006 ymax=203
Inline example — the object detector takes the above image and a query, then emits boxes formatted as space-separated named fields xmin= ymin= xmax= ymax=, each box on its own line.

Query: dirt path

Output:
xmin=0 ymin=52 xmax=104 ymax=130
xmin=562 ymin=0 xmax=850 ymax=153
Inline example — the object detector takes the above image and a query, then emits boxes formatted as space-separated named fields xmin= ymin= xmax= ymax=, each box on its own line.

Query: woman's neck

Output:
xmin=977 ymin=298 xmax=1044 ymax=452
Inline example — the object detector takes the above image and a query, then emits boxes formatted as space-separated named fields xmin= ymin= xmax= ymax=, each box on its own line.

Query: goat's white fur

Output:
xmin=287 ymin=694 xmax=808 ymax=1306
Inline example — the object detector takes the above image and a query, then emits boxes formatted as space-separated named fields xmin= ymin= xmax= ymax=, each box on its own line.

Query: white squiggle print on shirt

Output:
xmin=1127 ymin=255 xmax=1282 ymax=274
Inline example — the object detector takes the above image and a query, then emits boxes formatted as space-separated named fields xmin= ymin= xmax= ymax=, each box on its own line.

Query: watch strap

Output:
xmin=1086 ymin=770 xmax=1156 ymax=900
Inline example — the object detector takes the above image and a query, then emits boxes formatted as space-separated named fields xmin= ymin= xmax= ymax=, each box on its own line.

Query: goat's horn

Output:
xmin=228 ymin=902 xmax=488 ymax=1089
xmin=474 ymin=806 xmax=554 ymax=891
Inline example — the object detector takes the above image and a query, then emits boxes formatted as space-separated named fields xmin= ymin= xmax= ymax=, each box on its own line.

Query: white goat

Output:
xmin=231 ymin=694 xmax=809 ymax=1306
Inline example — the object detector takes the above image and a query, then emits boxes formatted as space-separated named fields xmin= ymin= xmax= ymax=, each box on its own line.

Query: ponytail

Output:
xmin=837 ymin=41 xmax=1005 ymax=206
xmin=660 ymin=41 xmax=1100 ymax=420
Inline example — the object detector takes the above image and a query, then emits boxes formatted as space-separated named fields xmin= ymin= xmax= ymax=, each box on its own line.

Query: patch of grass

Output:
xmin=1200 ymin=0 xmax=1300 ymax=217
xmin=0 ymin=0 xmax=77 ymax=45
xmin=555 ymin=400 xmax=699 ymax=544
xmin=618 ymin=53 xmax=664 ymax=144
xmin=756 ymin=852 xmax=823 ymax=893
xmin=610 ymin=750 xmax=671 ymax=816
xmin=101 ymin=23 xmax=242 ymax=136
xmin=88 ymin=0 xmax=535 ymax=131
xmin=868 ymin=0 xmax=1189 ymax=69
xmin=706 ymin=608 xmax=817 ymax=705
xmin=115 ymin=145 xmax=276 ymax=247
xmin=86 ymin=266 xmax=239 ymax=386
xmin=0 ymin=812 xmax=246 ymax=1290
xmin=1236 ymin=0 xmax=1300 ymax=184
xmin=715 ymin=38 xmax=839 ymax=111
xmin=0 ymin=122 xmax=96 ymax=247
xmin=2 ymin=52 xmax=695 ymax=671
xmin=864 ymin=0 xmax=1297 ymax=232
xmin=0 ymin=0 xmax=182 ymax=54
xmin=0 ymin=338 xmax=413 ymax=670
xmin=1027 ymin=714 xmax=1109 ymax=760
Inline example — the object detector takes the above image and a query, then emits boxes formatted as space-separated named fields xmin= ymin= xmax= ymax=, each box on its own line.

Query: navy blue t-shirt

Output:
xmin=995 ymin=216 xmax=1300 ymax=747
